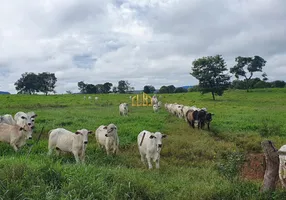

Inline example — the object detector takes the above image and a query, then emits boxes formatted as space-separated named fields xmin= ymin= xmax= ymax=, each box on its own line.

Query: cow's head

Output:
xmin=104 ymin=124 xmax=117 ymax=137
xmin=16 ymin=113 xmax=34 ymax=128
xmin=206 ymin=113 xmax=214 ymax=122
xmin=150 ymin=132 xmax=167 ymax=152
xmin=19 ymin=124 xmax=33 ymax=140
xmin=75 ymin=129 xmax=92 ymax=144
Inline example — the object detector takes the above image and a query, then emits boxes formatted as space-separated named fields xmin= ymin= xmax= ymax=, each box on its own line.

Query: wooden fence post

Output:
xmin=261 ymin=140 xmax=279 ymax=192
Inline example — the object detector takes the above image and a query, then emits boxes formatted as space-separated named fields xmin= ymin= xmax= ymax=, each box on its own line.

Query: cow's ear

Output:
xmin=103 ymin=126 xmax=107 ymax=129
xmin=162 ymin=134 xmax=167 ymax=138
xmin=32 ymin=114 xmax=37 ymax=118
xmin=75 ymin=131 xmax=81 ymax=135
xmin=149 ymin=135 xmax=156 ymax=139
xmin=211 ymin=113 xmax=215 ymax=116
xmin=19 ymin=127 xmax=24 ymax=131
xmin=88 ymin=131 xmax=92 ymax=134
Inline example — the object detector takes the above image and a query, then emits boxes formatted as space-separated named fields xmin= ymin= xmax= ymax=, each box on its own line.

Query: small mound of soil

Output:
xmin=241 ymin=153 xmax=265 ymax=181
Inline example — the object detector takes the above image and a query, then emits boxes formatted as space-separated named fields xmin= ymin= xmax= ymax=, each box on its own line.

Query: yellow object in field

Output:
xmin=132 ymin=92 xmax=153 ymax=106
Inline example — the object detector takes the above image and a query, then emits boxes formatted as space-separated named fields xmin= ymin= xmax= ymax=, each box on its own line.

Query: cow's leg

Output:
xmin=80 ymin=151 xmax=85 ymax=163
xmin=11 ymin=143 xmax=18 ymax=152
xmin=105 ymin=145 xmax=110 ymax=155
xmin=139 ymin=151 xmax=146 ymax=165
xmin=207 ymin=123 xmax=210 ymax=130
xmin=72 ymin=150 xmax=80 ymax=163
xmin=146 ymin=155 xmax=153 ymax=169
xmin=155 ymin=158 xmax=160 ymax=169
xmin=191 ymin=121 xmax=195 ymax=129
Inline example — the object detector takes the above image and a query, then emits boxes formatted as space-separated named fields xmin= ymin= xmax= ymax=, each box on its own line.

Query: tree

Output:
xmin=143 ymin=85 xmax=155 ymax=94
xmin=167 ymin=85 xmax=176 ymax=93
xmin=174 ymin=87 xmax=188 ymax=93
xmin=117 ymin=80 xmax=131 ymax=93
xmin=78 ymin=81 xmax=87 ymax=93
xmin=159 ymin=86 xmax=168 ymax=93
xmin=262 ymin=72 xmax=268 ymax=81
xmin=112 ymin=86 xmax=118 ymax=93
xmin=102 ymin=82 xmax=113 ymax=93
xmin=38 ymin=72 xmax=57 ymax=95
xmin=271 ymin=80 xmax=286 ymax=88
xmin=14 ymin=72 xmax=40 ymax=94
xmin=230 ymin=56 xmax=266 ymax=92
xmin=66 ymin=90 xmax=73 ymax=94
xmin=191 ymin=55 xmax=231 ymax=100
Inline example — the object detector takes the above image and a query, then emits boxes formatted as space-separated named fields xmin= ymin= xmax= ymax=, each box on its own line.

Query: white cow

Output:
xmin=153 ymin=104 xmax=159 ymax=112
xmin=14 ymin=112 xmax=33 ymax=128
xmin=83 ymin=96 xmax=86 ymax=100
xmin=26 ymin=111 xmax=37 ymax=126
xmin=278 ymin=145 xmax=286 ymax=188
xmin=48 ymin=128 xmax=92 ymax=163
xmin=119 ymin=103 xmax=128 ymax=116
xmin=95 ymin=124 xmax=119 ymax=155
xmin=95 ymin=97 xmax=99 ymax=100
xmin=151 ymin=96 xmax=158 ymax=105
xmin=88 ymin=96 xmax=92 ymax=100
xmin=0 ymin=123 xmax=33 ymax=151
xmin=137 ymin=130 xmax=167 ymax=169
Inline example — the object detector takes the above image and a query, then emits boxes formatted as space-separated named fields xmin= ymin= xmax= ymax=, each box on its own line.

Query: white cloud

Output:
xmin=0 ymin=0 xmax=286 ymax=94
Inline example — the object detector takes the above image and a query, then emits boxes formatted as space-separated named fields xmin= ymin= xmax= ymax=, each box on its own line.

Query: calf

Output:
xmin=48 ymin=128 xmax=92 ymax=163
xmin=137 ymin=130 xmax=167 ymax=169
xmin=119 ymin=103 xmax=128 ymax=116
xmin=278 ymin=145 xmax=286 ymax=188
xmin=0 ymin=123 xmax=33 ymax=151
xmin=186 ymin=110 xmax=199 ymax=128
xmin=95 ymin=124 xmax=119 ymax=155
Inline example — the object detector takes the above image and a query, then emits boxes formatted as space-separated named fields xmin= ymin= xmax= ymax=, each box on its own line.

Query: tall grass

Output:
xmin=1 ymin=89 xmax=286 ymax=199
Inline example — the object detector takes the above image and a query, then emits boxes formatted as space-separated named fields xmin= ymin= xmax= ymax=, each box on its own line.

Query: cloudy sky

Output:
xmin=0 ymin=0 xmax=285 ymax=94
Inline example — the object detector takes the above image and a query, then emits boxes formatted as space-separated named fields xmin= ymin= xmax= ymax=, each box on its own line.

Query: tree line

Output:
xmin=77 ymin=80 xmax=135 ymax=94
xmin=14 ymin=55 xmax=285 ymax=98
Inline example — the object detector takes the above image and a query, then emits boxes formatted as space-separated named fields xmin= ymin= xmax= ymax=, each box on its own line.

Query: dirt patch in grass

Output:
xmin=241 ymin=153 xmax=265 ymax=181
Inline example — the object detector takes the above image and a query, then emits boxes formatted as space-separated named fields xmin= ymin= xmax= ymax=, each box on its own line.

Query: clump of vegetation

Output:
xmin=217 ymin=151 xmax=245 ymax=182
xmin=259 ymin=118 xmax=282 ymax=137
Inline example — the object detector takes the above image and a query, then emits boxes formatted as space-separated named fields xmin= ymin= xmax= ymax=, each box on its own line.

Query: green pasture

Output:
xmin=1 ymin=88 xmax=286 ymax=199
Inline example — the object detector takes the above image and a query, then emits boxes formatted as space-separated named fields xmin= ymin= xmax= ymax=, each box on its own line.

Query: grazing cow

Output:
xmin=137 ymin=130 xmax=167 ymax=169
xmin=129 ymin=96 xmax=132 ymax=100
xmin=84 ymin=96 xmax=86 ymax=100
xmin=151 ymin=96 xmax=158 ymax=105
xmin=119 ymin=103 xmax=128 ymax=116
xmin=88 ymin=96 xmax=92 ymax=100
xmin=186 ymin=109 xmax=199 ymax=128
xmin=95 ymin=124 xmax=119 ymax=155
xmin=0 ymin=123 xmax=33 ymax=151
xmin=278 ymin=145 xmax=286 ymax=188
xmin=153 ymin=104 xmax=159 ymax=112
xmin=95 ymin=97 xmax=99 ymax=100
xmin=48 ymin=128 xmax=92 ymax=163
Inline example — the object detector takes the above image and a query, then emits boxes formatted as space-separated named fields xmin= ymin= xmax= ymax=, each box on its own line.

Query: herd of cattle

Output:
xmin=1 ymin=96 xmax=285 ymax=186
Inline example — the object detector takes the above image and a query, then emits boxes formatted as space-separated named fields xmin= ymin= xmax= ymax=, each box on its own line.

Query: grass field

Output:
xmin=1 ymin=88 xmax=286 ymax=199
